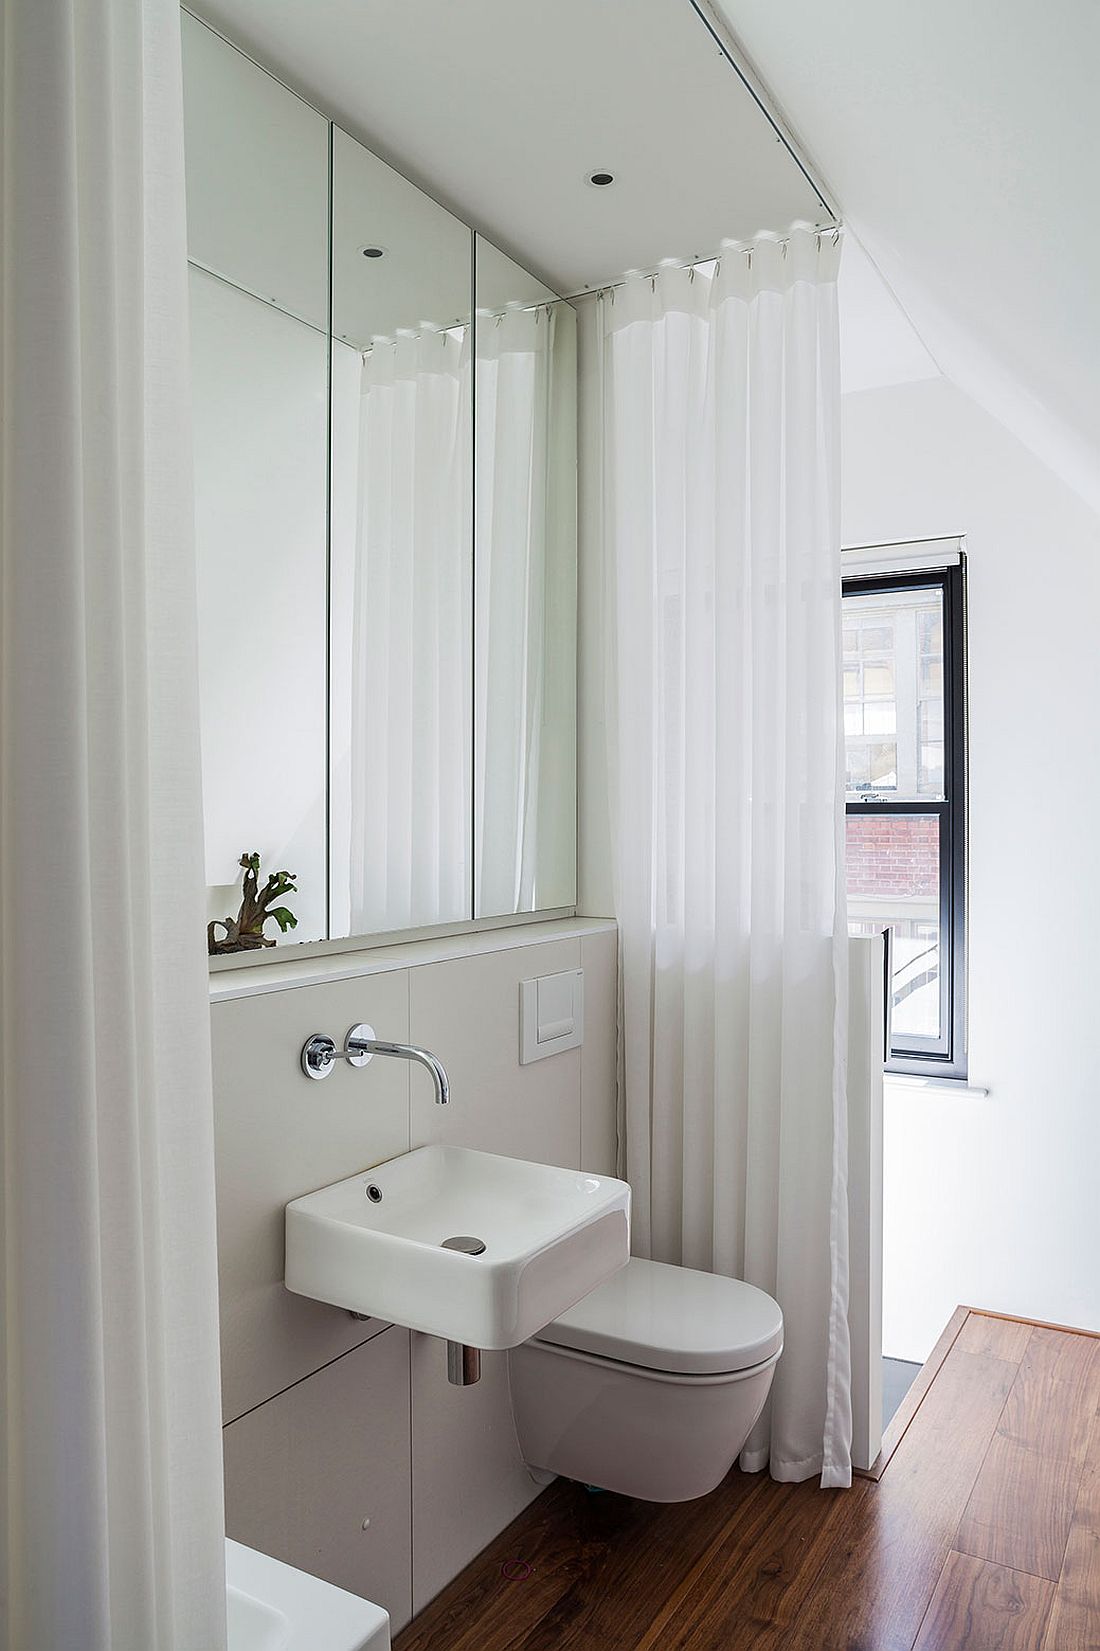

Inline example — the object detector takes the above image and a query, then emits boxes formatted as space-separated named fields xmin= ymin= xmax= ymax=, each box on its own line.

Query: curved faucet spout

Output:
xmin=300 ymin=1025 xmax=451 ymax=1101
xmin=348 ymin=1036 xmax=450 ymax=1105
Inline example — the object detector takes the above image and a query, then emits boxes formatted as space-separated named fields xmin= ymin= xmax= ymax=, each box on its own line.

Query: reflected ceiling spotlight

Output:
xmin=585 ymin=169 xmax=615 ymax=188
xmin=358 ymin=244 xmax=387 ymax=259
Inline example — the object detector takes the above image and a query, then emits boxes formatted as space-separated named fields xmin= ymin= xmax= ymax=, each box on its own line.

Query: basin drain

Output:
xmin=441 ymin=1235 xmax=486 ymax=1255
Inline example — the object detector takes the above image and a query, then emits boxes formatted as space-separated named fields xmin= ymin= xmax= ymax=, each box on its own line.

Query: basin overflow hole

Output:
xmin=365 ymin=1184 xmax=383 ymax=1203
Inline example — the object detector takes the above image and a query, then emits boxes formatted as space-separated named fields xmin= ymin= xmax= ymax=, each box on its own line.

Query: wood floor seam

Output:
xmin=947 ymin=1542 xmax=1074 ymax=1588
xmin=907 ymin=1550 xmax=953 ymax=1651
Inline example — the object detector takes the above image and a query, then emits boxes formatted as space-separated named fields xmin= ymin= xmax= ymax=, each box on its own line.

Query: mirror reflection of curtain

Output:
xmin=474 ymin=304 xmax=566 ymax=915
xmin=349 ymin=329 xmax=472 ymax=932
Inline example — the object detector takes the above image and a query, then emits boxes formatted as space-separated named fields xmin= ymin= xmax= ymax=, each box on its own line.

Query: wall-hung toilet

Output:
xmin=509 ymin=1257 xmax=783 ymax=1502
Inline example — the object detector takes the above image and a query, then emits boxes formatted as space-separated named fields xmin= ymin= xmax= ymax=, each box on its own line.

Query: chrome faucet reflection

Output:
xmin=300 ymin=1022 xmax=450 ymax=1105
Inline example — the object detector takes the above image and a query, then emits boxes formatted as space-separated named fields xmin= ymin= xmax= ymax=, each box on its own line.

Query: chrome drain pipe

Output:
xmin=446 ymin=1342 xmax=482 ymax=1386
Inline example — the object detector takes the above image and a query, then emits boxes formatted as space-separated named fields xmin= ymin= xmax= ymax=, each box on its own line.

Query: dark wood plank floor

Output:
xmin=395 ymin=1309 xmax=1100 ymax=1651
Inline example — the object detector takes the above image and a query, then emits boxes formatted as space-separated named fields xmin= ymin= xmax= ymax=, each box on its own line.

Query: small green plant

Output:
xmin=208 ymin=852 xmax=299 ymax=955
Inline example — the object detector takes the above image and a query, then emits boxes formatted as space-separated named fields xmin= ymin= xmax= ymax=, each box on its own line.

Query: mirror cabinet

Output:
xmin=182 ymin=13 xmax=577 ymax=955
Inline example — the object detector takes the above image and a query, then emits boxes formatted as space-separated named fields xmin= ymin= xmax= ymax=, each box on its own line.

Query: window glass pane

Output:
xmin=864 ymin=701 xmax=896 ymax=736
xmin=869 ymin=741 xmax=897 ymax=785
xmin=922 ymin=743 xmax=943 ymax=784
xmin=847 ymin=814 xmax=941 ymax=1042
xmin=843 ymin=586 xmax=945 ymax=801
xmin=919 ymin=609 xmax=942 ymax=652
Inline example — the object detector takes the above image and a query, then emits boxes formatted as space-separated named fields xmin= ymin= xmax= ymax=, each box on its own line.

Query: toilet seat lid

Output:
xmin=533 ymin=1257 xmax=784 ymax=1375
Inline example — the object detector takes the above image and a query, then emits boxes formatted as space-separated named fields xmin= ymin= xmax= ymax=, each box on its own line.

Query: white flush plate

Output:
xmin=520 ymin=969 xmax=584 ymax=1064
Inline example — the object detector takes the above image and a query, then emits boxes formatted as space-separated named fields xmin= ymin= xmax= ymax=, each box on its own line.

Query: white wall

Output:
xmin=211 ymin=921 xmax=618 ymax=1631
xmin=842 ymin=375 xmax=1100 ymax=1361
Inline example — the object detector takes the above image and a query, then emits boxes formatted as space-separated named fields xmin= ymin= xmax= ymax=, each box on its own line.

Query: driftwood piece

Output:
xmin=208 ymin=852 xmax=299 ymax=955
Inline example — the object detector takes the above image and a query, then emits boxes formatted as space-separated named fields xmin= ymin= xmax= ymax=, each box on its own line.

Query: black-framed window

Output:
xmin=843 ymin=562 xmax=967 ymax=1078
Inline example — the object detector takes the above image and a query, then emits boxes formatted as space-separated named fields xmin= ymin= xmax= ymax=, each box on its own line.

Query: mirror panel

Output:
xmin=329 ymin=128 xmax=474 ymax=938
xmin=184 ymin=16 xmax=329 ymax=946
xmin=473 ymin=239 xmax=578 ymax=918
xmin=475 ymin=239 xmax=560 ymax=314
xmin=181 ymin=12 xmax=329 ymax=329
xmin=186 ymin=20 xmax=579 ymax=958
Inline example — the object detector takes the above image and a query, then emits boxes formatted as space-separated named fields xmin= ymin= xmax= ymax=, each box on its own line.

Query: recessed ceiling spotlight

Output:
xmin=359 ymin=244 xmax=386 ymax=259
xmin=586 ymin=169 xmax=615 ymax=188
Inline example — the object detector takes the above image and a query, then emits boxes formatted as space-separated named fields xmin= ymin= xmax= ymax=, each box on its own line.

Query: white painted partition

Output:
xmin=847 ymin=933 xmax=885 ymax=1473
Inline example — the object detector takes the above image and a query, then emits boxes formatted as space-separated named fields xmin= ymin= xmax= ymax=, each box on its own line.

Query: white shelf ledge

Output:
xmin=209 ymin=916 xmax=617 ymax=1002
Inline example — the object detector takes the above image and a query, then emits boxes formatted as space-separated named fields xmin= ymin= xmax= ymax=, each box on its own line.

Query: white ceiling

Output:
xmin=188 ymin=0 xmax=830 ymax=294
xmin=188 ymin=0 xmax=1097 ymax=500
xmin=839 ymin=235 xmax=938 ymax=396
xmin=713 ymin=0 xmax=1100 ymax=510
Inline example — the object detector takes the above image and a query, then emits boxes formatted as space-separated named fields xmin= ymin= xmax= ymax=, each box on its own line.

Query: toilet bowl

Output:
xmin=508 ymin=1257 xmax=783 ymax=1503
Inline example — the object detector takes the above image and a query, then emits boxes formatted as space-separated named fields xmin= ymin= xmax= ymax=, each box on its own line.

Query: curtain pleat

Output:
xmin=348 ymin=330 xmax=472 ymax=932
xmin=603 ymin=230 xmax=852 ymax=1485
xmin=1 ymin=0 xmax=228 ymax=1643
xmin=474 ymin=305 xmax=555 ymax=916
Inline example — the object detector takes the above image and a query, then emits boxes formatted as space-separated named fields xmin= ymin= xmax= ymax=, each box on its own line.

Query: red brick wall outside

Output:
xmin=846 ymin=815 xmax=938 ymax=901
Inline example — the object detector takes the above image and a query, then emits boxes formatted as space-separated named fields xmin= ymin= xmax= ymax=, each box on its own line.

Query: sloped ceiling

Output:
xmin=713 ymin=0 xmax=1100 ymax=511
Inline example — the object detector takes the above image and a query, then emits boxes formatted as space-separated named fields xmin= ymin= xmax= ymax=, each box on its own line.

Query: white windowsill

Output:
xmin=885 ymin=1073 xmax=990 ymax=1099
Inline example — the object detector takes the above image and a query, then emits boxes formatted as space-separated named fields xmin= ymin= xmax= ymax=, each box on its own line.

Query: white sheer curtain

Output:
xmin=349 ymin=330 xmax=472 ymax=931
xmin=1 ymin=1 xmax=227 ymax=1646
xmin=474 ymin=304 xmax=562 ymax=915
xmin=602 ymin=229 xmax=852 ymax=1486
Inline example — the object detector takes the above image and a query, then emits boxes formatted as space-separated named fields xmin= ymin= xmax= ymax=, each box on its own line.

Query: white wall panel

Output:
xmin=409 ymin=1339 xmax=539 ymax=1613
xmin=408 ymin=939 xmax=583 ymax=1165
xmin=223 ymin=1330 xmax=413 ymax=1631
xmin=580 ymin=928 xmax=618 ymax=1175
xmin=213 ymin=969 xmax=409 ymax=1420
xmin=213 ymin=929 xmax=617 ymax=1621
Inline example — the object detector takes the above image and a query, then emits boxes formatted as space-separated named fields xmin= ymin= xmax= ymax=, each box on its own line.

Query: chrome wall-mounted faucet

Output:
xmin=301 ymin=1023 xmax=450 ymax=1106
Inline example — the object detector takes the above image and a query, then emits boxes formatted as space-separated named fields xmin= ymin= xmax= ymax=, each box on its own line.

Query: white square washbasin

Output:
xmin=284 ymin=1145 xmax=631 ymax=1349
